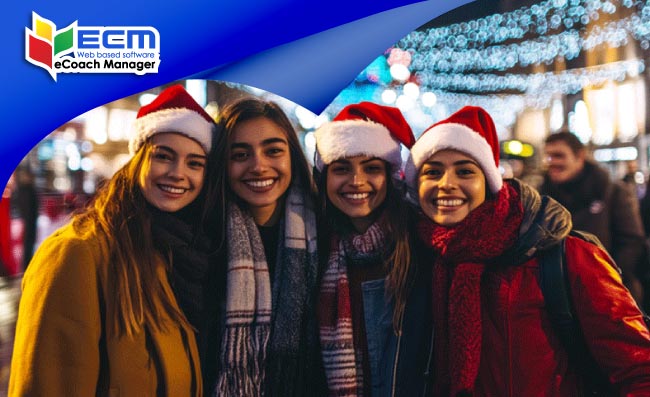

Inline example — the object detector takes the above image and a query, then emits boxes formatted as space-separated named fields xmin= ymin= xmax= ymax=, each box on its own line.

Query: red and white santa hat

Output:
xmin=405 ymin=106 xmax=502 ymax=193
xmin=313 ymin=101 xmax=415 ymax=171
xmin=129 ymin=84 xmax=214 ymax=155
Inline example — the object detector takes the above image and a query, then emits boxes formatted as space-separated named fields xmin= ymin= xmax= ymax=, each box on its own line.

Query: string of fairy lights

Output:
xmin=329 ymin=0 xmax=650 ymax=137
xmin=416 ymin=59 xmax=644 ymax=95
xmin=407 ymin=22 xmax=647 ymax=74
xmin=399 ymin=0 xmax=648 ymax=51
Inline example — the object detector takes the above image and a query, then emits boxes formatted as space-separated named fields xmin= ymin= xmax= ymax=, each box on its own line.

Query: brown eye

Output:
xmin=421 ymin=168 xmax=441 ymax=177
xmin=189 ymin=160 xmax=205 ymax=169
xmin=230 ymin=151 xmax=249 ymax=161
xmin=267 ymin=147 xmax=285 ymax=156
xmin=152 ymin=151 xmax=172 ymax=161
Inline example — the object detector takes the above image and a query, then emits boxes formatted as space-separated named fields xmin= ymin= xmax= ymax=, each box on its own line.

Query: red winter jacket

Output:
xmin=477 ymin=236 xmax=650 ymax=396
xmin=475 ymin=182 xmax=650 ymax=397
xmin=424 ymin=180 xmax=650 ymax=396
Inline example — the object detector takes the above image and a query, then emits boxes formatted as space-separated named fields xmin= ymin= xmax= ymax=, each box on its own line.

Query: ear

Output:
xmin=576 ymin=148 xmax=587 ymax=164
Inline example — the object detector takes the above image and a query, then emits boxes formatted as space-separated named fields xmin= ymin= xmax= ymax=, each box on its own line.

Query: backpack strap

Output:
xmin=538 ymin=239 xmax=576 ymax=337
xmin=538 ymin=232 xmax=621 ymax=395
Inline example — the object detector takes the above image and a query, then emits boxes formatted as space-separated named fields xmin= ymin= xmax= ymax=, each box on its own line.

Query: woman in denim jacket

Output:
xmin=314 ymin=102 xmax=433 ymax=397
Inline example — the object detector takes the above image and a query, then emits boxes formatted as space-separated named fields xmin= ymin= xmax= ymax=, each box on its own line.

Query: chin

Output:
xmin=435 ymin=215 xmax=464 ymax=227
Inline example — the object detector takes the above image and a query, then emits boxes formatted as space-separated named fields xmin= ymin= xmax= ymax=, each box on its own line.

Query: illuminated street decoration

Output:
xmin=416 ymin=59 xmax=644 ymax=96
xmin=399 ymin=0 xmax=647 ymax=52
xmin=327 ymin=0 xmax=650 ymax=139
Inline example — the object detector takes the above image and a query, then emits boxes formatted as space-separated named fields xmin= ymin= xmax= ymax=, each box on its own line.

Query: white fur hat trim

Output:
xmin=404 ymin=122 xmax=502 ymax=193
xmin=314 ymin=119 xmax=402 ymax=170
xmin=130 ymin=107 xmax=213 ymax=155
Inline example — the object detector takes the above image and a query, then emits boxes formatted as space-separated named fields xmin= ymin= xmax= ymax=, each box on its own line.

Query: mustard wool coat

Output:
xmin=9 ymin=222 xmax=202 ymax=397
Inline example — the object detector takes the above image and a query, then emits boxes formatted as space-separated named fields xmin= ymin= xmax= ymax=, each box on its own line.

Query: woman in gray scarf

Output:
xmin=208 ymin=98 xmax=326 ymax=397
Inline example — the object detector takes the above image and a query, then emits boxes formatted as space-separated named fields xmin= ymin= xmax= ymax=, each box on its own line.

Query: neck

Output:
xmin=350 ymin=212 xmax=379 ymax=234
xmin=251 ymin=200 xmax=284 ymax=227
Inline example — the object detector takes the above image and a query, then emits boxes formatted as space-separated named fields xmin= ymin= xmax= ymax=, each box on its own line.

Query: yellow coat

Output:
xmin=9 ymin=222 xmax=202 ymax=397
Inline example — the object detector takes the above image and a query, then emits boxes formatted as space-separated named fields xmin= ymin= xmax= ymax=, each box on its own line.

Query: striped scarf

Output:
xmin=318 ymin=221 xmax=387 ymax=397
xmin=215 ymin=185 xmax=319 ymax=397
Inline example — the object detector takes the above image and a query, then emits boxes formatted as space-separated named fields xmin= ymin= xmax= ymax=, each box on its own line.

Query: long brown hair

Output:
xmin=72 ymin=137 xmax=217 ymax=338
xmin=211 ymin=98 xmax=317 ymax=233
xmin=317 ymin=164 xmax=413 ymax=334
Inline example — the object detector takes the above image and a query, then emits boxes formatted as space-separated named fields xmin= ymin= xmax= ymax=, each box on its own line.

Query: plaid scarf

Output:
xmin=417 ymin=182 xmax=523 ymax=397
xmin=318 ymin=221 xmax=387 ymax=397
xmin=215 ymin=185 xmax=319 ymax=397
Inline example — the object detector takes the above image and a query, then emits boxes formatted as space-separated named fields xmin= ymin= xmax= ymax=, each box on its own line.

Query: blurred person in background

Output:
xmin=11 ymin=166 xmax=39 ymax=271
xmin=0 ymin=175 xmax=18 ymax=277
xmin=9 ymin=85 xmax=219 ymax=396
xmin=539 ymin=131 xmax=648 ymax=307
xmin=641 ymin=177 xmax=650 ymax=238
xmin=621 ymin=159 xmax=646 ymax=200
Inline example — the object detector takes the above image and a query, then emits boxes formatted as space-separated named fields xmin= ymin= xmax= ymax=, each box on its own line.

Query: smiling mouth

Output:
xmin=159 ymin=184 xmax=187 ymax=194
xmin=244 ymin=178 xmax=276 ymax=190
xmin=342 ymin=192 xmax=370 ymax=200
xmin=435 ymin=198 xmax=464 ymax=207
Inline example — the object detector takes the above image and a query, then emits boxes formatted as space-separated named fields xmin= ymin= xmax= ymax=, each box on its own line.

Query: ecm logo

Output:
xmin=77 ymin=28 xmax=158 ymax=50
xmin=25 ymin=12 xmax=161 ymax=81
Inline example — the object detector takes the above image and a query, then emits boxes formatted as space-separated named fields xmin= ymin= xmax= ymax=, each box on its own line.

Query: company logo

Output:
xmin=25 ymin=12 xmax=161 ymax=81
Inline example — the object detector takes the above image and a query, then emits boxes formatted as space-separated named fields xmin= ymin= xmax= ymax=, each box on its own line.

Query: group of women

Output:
xmin=8 ymin=84 xmax=650 ymax=397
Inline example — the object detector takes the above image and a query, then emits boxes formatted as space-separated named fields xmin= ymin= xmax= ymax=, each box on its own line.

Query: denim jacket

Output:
xmin=361 ymin=263 xmax=433 ymax=397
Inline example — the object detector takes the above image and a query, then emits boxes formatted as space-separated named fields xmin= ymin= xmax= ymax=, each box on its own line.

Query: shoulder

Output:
xmin=25 ymin=222 xmax=106 ymax=286
xmin=565 ymin=235 xmax=612 ymax=265
xmin=610 ymin=179 xmax=637 ymax=203
xmin=564 ymin=236 xmax=625 ymax=291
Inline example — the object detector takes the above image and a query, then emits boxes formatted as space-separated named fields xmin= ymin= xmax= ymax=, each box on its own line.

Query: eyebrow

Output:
xmin=331 ymin=157 xmax=383 ymax=165
xmin=424 ymin=159 xmax=479 ymax=167
xmin=154 ymin=144 xmax=206 ymax=159
xmin=230 ymin=137 xmax=288 ymax=150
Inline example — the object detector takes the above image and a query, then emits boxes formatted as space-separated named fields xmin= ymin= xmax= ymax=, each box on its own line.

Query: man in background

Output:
xmin=12 ymin=167 xmax=38 ymax=271
xmin=539 ymin=132 xmax=648 ymax=308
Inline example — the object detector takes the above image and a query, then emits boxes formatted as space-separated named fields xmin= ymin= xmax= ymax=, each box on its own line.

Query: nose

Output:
xmin=350 ymin=170 xmax=366 ymax=187
xmin=166 ymin=160 xmax=186 ymax=180
xmin=439 ymin=171 xmax=456 ymax=190
xmin=250 ymin=153 xmax=269 ymax=173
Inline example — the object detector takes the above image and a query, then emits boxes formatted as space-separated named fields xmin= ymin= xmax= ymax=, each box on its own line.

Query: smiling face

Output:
xmin=543 ymin=140 xmax=585 ymax=184
xmin=227 ymin=117 xmax=292 ymax=225
xmin=138 ymin=132 xmax=207 ymax=213
xmin=326 ymin=156 xmax=388 ymax=233
xmin=417 ymin=149 xmax=486 ymax=226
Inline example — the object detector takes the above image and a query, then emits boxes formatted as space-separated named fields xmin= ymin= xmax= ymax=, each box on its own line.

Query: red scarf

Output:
xmin=417 ymin=182 xmax=523 ymax=396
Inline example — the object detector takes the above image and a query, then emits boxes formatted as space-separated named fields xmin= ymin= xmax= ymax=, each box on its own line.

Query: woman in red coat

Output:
xmin=404 ymin=106 xmax=650 ymax=396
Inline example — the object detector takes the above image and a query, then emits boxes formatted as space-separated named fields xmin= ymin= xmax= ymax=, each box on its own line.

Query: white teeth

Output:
xmin=159 ymin=185 xmax=185 ymax=194
xmin=436 ymin=199 xmax=463 ymax=207
xmin=343 ymin=193 xmax=370 ymax=200
xmin=245 ymin=179 xmax=274 ymax=188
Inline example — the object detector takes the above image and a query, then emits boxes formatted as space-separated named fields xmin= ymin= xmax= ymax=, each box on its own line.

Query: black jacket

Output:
xmin=539 ymin=161 xmax=646 ymax=282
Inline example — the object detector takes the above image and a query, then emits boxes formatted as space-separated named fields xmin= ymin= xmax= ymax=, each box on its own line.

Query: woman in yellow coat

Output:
xmin=9 ymin=85 xmax=218 ymax=396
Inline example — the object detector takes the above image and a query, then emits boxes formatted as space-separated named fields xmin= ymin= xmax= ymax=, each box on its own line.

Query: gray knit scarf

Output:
xmin=215 ymin=184 xmax=319 ymax=397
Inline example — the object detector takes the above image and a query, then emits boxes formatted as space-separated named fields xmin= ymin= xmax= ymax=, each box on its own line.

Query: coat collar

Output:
xmin=499 ymin=178 xmax=572 ymax=265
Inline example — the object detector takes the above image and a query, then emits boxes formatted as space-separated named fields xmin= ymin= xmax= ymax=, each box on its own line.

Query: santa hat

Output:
xmin=313 ymin=102 xmax=415 ymax=171
xmin=130 ymin=84 xmax=214 ymax=155
xmin=405 ymin=106 xmax=502 ymax=193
